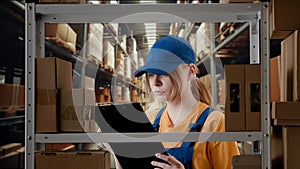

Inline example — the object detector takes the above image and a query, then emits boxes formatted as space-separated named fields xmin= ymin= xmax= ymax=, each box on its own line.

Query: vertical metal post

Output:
xmin=261 ymin=2 xmax=271 ymax=169
xmin=210 ymin=22 xmax=217 ymax=106
xmin=208 ymin=0 xmax=217 ymax=106
xmin=80 ymin=23 xmax=88 ymax=88
xmin=25 ymin=3 xmax=36 ymax=169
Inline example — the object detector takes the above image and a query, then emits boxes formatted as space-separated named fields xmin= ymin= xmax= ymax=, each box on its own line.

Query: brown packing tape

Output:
xmin=61 ymin=107 xmax=73 ymax=120
xmin=60 ymin=89 xmax=95 ymax=106
xmin=36 ymin=89 xmax=57 ymax=105
xmin=60 ymin=106 xmax=82 ymax=121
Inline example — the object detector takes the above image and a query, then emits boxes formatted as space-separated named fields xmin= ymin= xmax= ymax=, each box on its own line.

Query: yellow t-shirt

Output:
xmin=147 ymin=102 xmax=240 ymax=169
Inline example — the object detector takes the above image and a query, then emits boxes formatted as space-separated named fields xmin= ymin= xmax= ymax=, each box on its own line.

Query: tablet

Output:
xmin=95 ymin=103 xmax=168 ymax=169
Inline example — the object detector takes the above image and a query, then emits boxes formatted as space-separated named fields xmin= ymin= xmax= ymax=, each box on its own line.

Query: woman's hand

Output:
xmin=151 ymin=153 xmax=185 ymax=169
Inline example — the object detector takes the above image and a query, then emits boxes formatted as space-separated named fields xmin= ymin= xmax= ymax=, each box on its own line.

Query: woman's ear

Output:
xmin=188 ymin=64 xmax=197 ymax=76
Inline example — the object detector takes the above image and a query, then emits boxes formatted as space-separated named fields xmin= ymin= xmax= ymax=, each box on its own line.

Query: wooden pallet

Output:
xmin=46 ymin=37 xmax=76 ymax=53
xmin=0 ymin=106 xmax=25 ymax=117
xmin=103 ymin=64 xmax=114 ymax=73
xmin=86 ymin=55 xmax=103 ymax=67
xmin=219 ymin=23 xmax=240 ymax=42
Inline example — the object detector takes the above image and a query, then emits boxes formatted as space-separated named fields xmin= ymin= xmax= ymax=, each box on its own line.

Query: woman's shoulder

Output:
xmin=202 ymin=107 xmax=225 ymax=132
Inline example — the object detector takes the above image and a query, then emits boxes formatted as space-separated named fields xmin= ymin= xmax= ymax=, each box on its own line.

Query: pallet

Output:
xmin=219 ymin=23 xmax=240 ymax=42
xmin=103 ymin=64 xmax=114 ymax=73
xmin=46 ymin=37 xmax=76 ymax=54
xmin=86 ymin=55 xmax=103 ymax=67
xmin=0 ymin=106 xmax=25 ymax=117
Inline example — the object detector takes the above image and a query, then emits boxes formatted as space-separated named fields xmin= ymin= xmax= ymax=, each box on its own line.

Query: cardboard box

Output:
xmin=280 ymin=34 xmax=294 ymax=101
xmin=36 ymin=57 xmax=72 ymax=89
xmin=279 ymin=30 xmax=300 ymax=102
xmin=270 ymin=0 xmax=300 ymax=39
xmin=225 ymin=64 xmax=245 ymax=131
xmin=270 ymin=56 xmax=280 ymax=102
xmin=0 ymin=84 xmax=25 ymax=108
xmin=220 ymin=0 xmax=257 ymax=3
xmin=60 ymin=89 xmax=97 ymax=132
xmin=245 ymin=64 xmax=261 ymax=131
xmin=271 ymin=102 xmax=300 ymax=126
xmin=36 ymin=89 xmax=58 ymax=133
xmin=45 ymin=23 xmax=77 ymax=52
xmin=292 ymin=31 xmax=300 ymax=101
xmin=232 ymin=154 xmax=261 ymax=169
xmin=35 ymin=151 xmax=110 ymax=169
xmin=283 ymin=127 xmax=300 ymax=169
xmin=45 ymin=23 xmax=68 ymax=42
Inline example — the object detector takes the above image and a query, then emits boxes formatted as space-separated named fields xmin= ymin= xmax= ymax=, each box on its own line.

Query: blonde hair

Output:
xmin=191 ymin=78 xmax=211 ymax=105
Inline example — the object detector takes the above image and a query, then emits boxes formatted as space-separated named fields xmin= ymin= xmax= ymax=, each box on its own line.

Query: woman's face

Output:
xmin=147 ymin=64 xmax=191 ymax=102
xmin=148 ymin=73 xmax=173 ymax=102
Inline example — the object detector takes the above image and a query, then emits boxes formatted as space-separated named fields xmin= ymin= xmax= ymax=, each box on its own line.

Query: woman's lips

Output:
xmin=152 ymin=91 xmax=165 ymax=96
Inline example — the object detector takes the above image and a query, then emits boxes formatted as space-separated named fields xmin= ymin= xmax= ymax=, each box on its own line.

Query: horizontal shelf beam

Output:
xmin=36 ymin=3 xmax=261 ymax=23
xmin=36 ymin=132 xmax=262 ymax=143
xmin=0 ymin=115 xmax=25 ymax=127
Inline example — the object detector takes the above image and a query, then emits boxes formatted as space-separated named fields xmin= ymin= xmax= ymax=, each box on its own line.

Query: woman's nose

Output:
xmin=151 ymin=75 xmax=162 ymax=86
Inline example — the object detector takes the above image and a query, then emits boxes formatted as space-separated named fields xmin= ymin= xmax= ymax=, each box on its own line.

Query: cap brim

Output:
xmin=134 ymin=62 xmax=180 ymax=77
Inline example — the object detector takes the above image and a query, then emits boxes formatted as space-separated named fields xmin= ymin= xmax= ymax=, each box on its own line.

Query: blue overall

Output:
xmin=152 ymin=106 xmax=214 ymax=169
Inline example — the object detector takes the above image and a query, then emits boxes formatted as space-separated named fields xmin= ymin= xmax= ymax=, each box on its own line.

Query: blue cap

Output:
xmin=134 ymin=35 xmax=196 ymax=77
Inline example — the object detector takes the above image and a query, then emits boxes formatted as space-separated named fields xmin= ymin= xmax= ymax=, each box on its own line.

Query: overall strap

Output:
xmin=189 ymin=107 xmax=215 ymax=132
xmin=152 ymin=106 xmax=166 ymax=132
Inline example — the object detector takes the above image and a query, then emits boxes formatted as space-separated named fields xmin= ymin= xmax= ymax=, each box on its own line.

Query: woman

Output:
xmin=134 ymin=35 xmax=239 ymax=169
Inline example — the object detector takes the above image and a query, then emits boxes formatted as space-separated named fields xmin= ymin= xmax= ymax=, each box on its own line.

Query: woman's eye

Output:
xmin=147 ymin=73 xmax=154 ymax=77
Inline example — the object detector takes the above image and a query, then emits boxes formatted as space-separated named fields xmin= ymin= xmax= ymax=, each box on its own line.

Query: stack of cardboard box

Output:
xmin=269 ymin=29 xmax=300 ymax=169
xmin=36 ymin=57 xmax=73 ymax=133
xmin=36 ymin=57 xmax=99 ymax=133
xmin=224 ymin=64 xmax=261 ymax=131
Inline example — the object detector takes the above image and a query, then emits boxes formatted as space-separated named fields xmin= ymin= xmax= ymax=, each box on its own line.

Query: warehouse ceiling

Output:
xmin=0 ymin=0 xmax=282 ymax=82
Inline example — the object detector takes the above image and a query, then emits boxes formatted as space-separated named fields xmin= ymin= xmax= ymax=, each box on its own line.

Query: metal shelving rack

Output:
xmin=25 ymin=2 xmax=270 ymax=169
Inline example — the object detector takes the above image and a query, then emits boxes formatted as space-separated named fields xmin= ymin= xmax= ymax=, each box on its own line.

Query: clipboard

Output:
xmin=95 ymin=103 xmax=168 ymax=169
